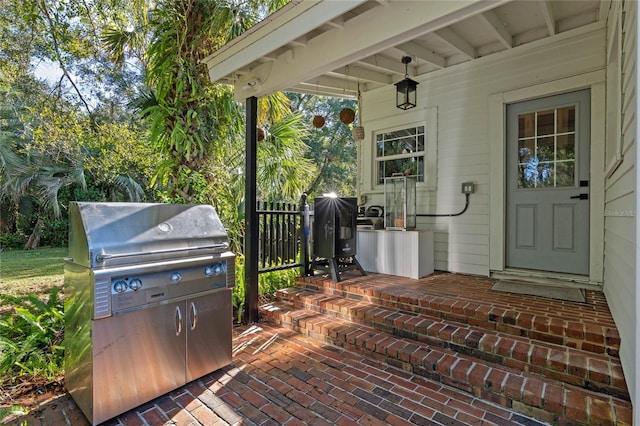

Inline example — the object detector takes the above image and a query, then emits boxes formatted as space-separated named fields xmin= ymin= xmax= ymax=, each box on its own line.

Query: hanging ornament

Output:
xmin=339 ymin=66 xmax=356 ymax=125
xmin=312 ymin=115 xmax=325 ymax=128
xmin=352 ymin=125 xmax=365 ymax=140
xmin=352 ymin=83 xmax=365 ymax=140
xmin=339 ymin=107 xmax=355 ymax=125
xmin=312 ymin=80 xmax=325 ymax=129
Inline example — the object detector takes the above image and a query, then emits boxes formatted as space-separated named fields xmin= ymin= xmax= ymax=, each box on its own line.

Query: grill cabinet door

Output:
xmin=92 ymin=302 xmax=186 ymax=424
xmin=186 ymin=289 xmax=233 ymax=382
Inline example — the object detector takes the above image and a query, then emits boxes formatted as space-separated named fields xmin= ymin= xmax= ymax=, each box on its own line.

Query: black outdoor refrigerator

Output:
xmin=312 ymin=196 xmax=365 ymax=281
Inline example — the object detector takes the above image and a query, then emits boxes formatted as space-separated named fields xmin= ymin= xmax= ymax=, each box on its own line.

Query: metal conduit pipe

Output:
xmin=416 ymin=193 xmax=470 ymax=218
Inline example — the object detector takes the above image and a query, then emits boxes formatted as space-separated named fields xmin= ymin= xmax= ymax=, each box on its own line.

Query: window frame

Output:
xmin=374 ymin=124 xmax=426 ymax=185
xmin=369 ymin=107 xmax=438 ymax=192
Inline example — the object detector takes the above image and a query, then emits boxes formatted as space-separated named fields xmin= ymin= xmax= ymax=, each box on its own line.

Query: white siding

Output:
xmin=359 ymin=26 xmax=606 ymax=276
xmin=603 ymin=0 xmax=637 ymax=408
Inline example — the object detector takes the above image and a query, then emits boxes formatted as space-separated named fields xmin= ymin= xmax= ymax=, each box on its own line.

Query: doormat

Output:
xmin=491 ymin=280 xmax=586 ymax=303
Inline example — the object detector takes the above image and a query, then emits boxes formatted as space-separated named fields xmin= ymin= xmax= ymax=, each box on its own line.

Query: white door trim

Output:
xmin=488 ymin=70 xmax=605 ymax=284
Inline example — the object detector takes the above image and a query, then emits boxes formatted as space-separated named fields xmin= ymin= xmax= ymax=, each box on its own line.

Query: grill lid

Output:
xmin=68 ymin=202 xmax=230 ymax=269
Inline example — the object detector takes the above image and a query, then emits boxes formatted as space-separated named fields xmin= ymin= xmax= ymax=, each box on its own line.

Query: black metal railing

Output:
xmin=256 ymin=194 xmax=312 ymax=276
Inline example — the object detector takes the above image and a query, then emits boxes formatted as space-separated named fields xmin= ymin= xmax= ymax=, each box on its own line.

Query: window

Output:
xmin=375 ymin=125 xmax=425 ymax=185
xmin=517 ymin=107 xmax=576 ymax=188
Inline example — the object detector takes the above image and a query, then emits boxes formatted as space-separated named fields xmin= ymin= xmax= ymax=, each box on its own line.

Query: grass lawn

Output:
xmin=0 ymin=247 xmax=67 ymax=296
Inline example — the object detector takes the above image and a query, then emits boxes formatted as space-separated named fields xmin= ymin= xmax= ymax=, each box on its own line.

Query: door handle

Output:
xmin=190 ymin=302 xmax=198 ymax=331
xmin=570 ymin=194 xmax=589 ymax=200
xmin=175 ymin=306 xmax=183 ymax=336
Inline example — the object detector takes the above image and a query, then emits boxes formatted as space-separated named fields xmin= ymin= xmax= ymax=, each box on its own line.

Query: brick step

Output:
xmin=276 ymin=286 xmax=629 ymax=401
xmin=295 ymin=275 xmax=621 ymax=358
xmin=259 ymin=301 xmax=632 ymax=426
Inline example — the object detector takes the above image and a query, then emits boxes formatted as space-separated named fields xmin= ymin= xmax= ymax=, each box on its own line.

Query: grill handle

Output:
xmin=96 ymin=243 xmax=229 ymax=263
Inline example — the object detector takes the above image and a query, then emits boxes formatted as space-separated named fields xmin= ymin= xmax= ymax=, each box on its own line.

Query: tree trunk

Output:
xmin=24 ymin=217 xmax=43 ymax=250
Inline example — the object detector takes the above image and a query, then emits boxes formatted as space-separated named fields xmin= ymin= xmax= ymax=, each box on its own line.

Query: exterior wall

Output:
xmin=602 ymin=0 xmax=637 ymax=408
xmin=359 ymin=25 xmax=606 ymax=276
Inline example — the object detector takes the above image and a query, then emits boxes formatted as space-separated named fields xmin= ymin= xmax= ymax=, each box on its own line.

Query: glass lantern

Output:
xmin=384 ymin=175 xmax=416 ymax=230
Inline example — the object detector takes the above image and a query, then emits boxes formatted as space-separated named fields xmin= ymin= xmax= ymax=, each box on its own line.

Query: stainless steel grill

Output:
xmin=64 ymin=202 xmax=235 ymax=425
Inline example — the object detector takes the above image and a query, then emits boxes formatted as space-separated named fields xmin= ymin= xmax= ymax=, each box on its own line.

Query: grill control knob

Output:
xmin=170 ymin=272 xmax=182 ymax=283
xmin=205 ymin=263 xmax=224 ymax=276
xmin=113 ymin=280 xmax=128 ymax=293
xmin=129 ymin=278 xmax=142 ymax=291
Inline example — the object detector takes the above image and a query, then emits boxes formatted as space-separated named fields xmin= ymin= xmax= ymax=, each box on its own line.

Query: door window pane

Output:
xmin=536 ymin=110 xmax=555 ymax=136
xmin=556 ymin=162 xmax=575 ymax=187
xmin=516 ymin=106 xmax=576 ymax=188
xmin=518 ymin=164 xmax=536 ymax=188
xmin=518 ymin=139 xmax=534 ymax=162
xmin=537 ymin=162 xmax=555 ymax=187
xmin=557 ymin=107 xmax=575 ymax=133
xmin=518 ymin=113 xmax=535 ymax=138
xmin=557 ymin=134 xmax=575 ymax=160
xmin=537 ymin=137 xmax=554 ymax=161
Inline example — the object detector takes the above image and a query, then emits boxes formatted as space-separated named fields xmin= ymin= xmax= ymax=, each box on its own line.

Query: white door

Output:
xmin=506 ymin=90 xmax=590 ymax=275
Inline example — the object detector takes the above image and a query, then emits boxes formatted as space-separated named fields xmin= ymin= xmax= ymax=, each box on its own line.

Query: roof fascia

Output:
xmin=203 ymin=0 xmax=368 ymax=85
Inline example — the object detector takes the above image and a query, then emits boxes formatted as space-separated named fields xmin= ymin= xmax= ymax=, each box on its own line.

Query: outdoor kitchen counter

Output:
xmin=356 ymin=229 xmax=434 ymax=279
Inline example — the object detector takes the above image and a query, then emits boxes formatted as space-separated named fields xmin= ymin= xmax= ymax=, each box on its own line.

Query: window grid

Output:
xmin=375 ymin=125 xmax=425 ymax=185
xmin=517 ymin=107 xmax=576 ymax=189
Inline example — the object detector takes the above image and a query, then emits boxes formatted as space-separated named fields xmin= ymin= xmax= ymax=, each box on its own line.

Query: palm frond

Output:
xmin=128 ymin=88 xmax=158 ymax=115
xmin=112 ymin=175 xmax=145 ymax=202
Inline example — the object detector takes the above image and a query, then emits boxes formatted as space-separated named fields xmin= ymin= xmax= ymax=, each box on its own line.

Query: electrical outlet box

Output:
xmin=461 ymin=182 xmax=475 ymax=194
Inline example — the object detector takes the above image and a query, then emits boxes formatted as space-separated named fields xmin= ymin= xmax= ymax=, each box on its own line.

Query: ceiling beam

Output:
xmin=539 ymin=0 xmax=556 ymax=36
xmin=297 ymin=75 xmax=359 ymax=97
xmin=332 ymin=65 xmax=393 ymax=85
xmin=326 ymin=16 xmax=345 ymax=29
xmin=357 ymin=54 xmax=406 ymax=75
xmin=397 ymin=41 xmax=446 ymax=69
xmin=434 ymin=27 xmax=476 ymax=60
xmin=289 ymin=36 xmax=308 ymax=47
xmin=289 ymin=85 xmax=357 ymax=98
xmin=479 ymin=9 xmax=512 ymax=49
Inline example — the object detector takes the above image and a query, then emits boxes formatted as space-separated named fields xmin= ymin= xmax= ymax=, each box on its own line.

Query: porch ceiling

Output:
xmin=203 ymin=0 xmax=608 ymax=101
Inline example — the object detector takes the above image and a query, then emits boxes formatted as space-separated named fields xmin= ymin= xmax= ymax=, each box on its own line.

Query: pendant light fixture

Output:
xmin=395 ymin=56 xmax=418 ymax=110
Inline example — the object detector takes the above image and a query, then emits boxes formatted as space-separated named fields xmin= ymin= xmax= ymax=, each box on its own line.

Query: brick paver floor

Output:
xmin=13 ymin=322 xmax=549 ymax=426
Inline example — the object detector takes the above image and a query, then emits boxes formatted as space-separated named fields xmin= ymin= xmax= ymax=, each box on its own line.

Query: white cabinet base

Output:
xmin=356 ymin=230 xmax=434 ymax=279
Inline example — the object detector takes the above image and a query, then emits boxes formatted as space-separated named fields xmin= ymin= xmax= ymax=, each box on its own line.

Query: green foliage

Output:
xmin=288 ymin=93 xmax=358 ymax=198
xmin=0 ymin=232 xmax=26 ymax=249
xmin=259 ymin=268 xmax=297 ymax=295
xmin=38 ymin=219 xmax=68 ymax=247
xmin=232 ymin=255 xmax=246 ymax=323
xmin=232 ymin=254 xmax=297 ymax=323
xmin=1 ymin=0 xmax=161 ymax=249
xmin=144 ymin=0 xmax=246 ymax=201
xmin=0 ymin=287 xmax=65 ymax=381
xmin=257 ymin=113 xmax=316 ymax=201
xmin=0 ymin=406 xmax=28 ymax=425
